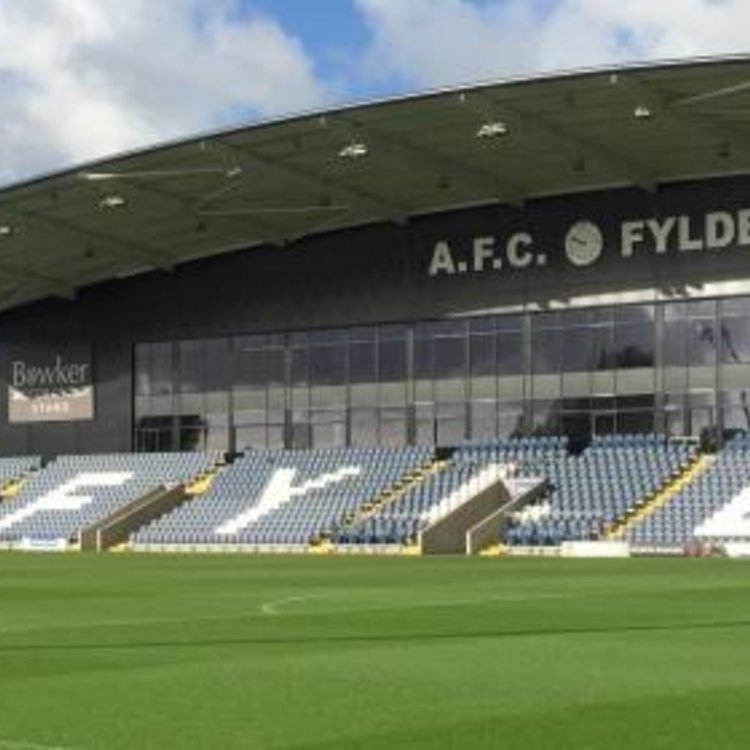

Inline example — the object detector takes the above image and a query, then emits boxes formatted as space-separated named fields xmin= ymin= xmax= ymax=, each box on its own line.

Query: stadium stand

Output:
xmin=504 ymin=435 xmax=697 ymax=546
xmin=332 ymin=438 xmax=557 ymax=546
xmin=626 ymin=434 xmax=750 ymax=548
xmin=132 ymin=446 xmax=434 ymax=549
xmin=0 ymin=452 xmax=218 ymax=545
xmin=0 ymin=456 xmax=41 ymax=498
xmin=4 ymin=433 xmax=750 ymax=554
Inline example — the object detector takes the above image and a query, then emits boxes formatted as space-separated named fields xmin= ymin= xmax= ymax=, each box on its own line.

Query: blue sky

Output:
xmin=0 ymin=0 xmax=749 ymax=183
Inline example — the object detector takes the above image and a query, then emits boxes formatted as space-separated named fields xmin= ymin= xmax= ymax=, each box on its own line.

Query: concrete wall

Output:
xmin=420 ymin=476 xmax=511 ymax=555
xmin=466 ymin=479 xmax=548 ymax=555
xmin=80 ymin=485 xmax=186 ymax=551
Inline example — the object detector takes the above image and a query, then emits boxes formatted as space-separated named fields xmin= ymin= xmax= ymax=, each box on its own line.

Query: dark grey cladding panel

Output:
xmin=0 ymin=174 xmax=749 ymax=454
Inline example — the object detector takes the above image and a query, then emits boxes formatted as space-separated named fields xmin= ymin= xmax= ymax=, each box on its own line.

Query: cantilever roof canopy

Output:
xmin=2 ymin=55 xmax=750 ymax=312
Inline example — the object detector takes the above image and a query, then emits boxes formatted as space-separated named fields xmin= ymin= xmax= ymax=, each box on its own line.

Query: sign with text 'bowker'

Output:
xmin=8 ymin=346 xmax=94 ymax=423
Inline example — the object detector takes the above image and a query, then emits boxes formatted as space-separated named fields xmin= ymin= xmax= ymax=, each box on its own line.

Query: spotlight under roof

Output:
xmin=338 ymin=142 xmax=369 ymax=160
xmin=99 ymin=194 xmax=127 ymax=210
xmin=476 ymin=121 xmax=509 ymax=139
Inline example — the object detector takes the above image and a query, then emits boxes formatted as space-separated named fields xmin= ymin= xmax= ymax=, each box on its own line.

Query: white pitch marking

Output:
xmin=260 ymin=594 xmax=318 ymax=616
xmin=0 ymin=739 xmax=73 ymax=750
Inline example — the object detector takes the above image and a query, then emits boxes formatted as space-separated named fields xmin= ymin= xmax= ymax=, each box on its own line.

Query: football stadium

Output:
xmin=3 ymin=56 xmax=750 ymax=749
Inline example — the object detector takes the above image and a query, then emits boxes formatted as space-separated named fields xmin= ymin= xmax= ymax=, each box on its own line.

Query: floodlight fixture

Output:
xmin=99 ymin=194 xmax=127 ymax=210
xmin=338 ymin=142 xmax=369 ymax=160
xmin=476 ymin=121 xmax=509 ymax=139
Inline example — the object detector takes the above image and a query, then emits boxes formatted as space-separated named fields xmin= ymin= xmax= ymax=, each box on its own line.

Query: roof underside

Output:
xmin=2 ymin=56 xmax=750 ymax=312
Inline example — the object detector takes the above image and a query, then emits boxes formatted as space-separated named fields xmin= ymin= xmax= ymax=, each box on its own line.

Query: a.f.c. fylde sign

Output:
xmin=427 ymin=208 xmax=750 ymax=277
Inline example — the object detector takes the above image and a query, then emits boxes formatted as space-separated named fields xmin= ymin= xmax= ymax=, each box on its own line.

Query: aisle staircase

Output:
xmin=316 ymin=457 xmax=448 ymax=546
xmin=605 ymin=453 xmax=714 ymax=540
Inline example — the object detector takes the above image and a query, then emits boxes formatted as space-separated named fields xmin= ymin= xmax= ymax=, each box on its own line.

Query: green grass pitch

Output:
xmin=1 ymin=554 xmax=750 ymax=749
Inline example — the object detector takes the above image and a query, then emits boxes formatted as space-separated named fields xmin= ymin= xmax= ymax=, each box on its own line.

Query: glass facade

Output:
xmin=134 ymin=298 xmax=750 ymax=451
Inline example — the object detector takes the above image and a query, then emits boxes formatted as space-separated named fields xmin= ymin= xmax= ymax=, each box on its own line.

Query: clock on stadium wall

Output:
xmin=564 ymin=220 xmax=604 ymax=267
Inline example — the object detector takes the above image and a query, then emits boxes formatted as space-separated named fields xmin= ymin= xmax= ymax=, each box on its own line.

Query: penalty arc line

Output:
xmin=260 ymin=594 xmax=322 ymax=616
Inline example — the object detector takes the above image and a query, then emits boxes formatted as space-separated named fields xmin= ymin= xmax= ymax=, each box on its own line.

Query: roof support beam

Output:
xmin=620 ymin=74 xmax=750 ymax=163
xmin=470 ymin=93 xmax=657 ymax=192
xmin=333 ymin=114 xmax=527 ymax=208
xmin=81 ymin=166 xmax=290 ymax=248
xmin=119 ymin=177 xmax=289 ymax=248
xmin=0 ymin=255 xmax=75 ymax=300
xmin=4 ymin=203 xmax=175 ymax=272
xmin=671 ymin=78 xmax=750 ymax=109
xmin=213 ymin=137 xmax=410 ymax=225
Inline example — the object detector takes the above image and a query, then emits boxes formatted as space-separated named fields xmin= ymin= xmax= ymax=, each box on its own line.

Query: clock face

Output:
xmin=565 ymin=221 xmax=604 ymax=267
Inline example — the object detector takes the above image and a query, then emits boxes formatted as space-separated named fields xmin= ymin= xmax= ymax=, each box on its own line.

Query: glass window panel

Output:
xmin=134 ymin=395 xmax=151 ymax=418
xmin=531 ymin=400 xmax=561 ymax=435
xmin=415 ymin=402 xmax=436 ymax=446
xmin=235 ymin=347 xmax=269 ymax=389
xmin=309 ymin=344 xmax=345 ymax=387
xmin=178 ymin=340 xmax=204 ymax=393
xmin=498 ymin=403 xmax=523 ymax=439
xmin=616 ymin=394 xmax=654 ymax=410
xmin=203 ymin=339 xmax=230 ymax=391
xmin=532 ymin=328 xmax=562 ymax=375
xmin=469 ymin=316 xmax=495 ymax=333
xmin=469 ymin=334 xmax=495 ymax=377
xmin=268 ymin=385 xmax=285 ymax=411
xmin=134 ymin=345 xmax=151 ymax=397
xmin=615 ymin=322 xmax=654 ymax=369
xmin=689 ymin=299 xmax=715 ymax=319
xmin=311 ymin=385 xmax=345 ymax=409
xmin=722 ymin=297 xmax=750 ymax=317
xmin=432 ymin=319 xmax=466 ymax=337
xmin=311 ymin=410 xmax=346 ymax=449
xmin=379 ymin=407 xmax=407 ymax=447
xmin=436 ymin=416 xmax=465 ymax=446
xmin=664 ymin=318 xmax=687 ymax=367
xmin=267 ymin=425 xmax=285 ymax=450
xmin=351 ymin=408 xmax=378 ymax=446
xmin=290 ymin=415 xmax=311 ymax=449
xmin=351 ymin=382 xmax=378 ymax=407
xmin=497 ymin=332 xmax=522 ymax=375
xmin=495 ymin=314 xmax=522 ymax=332
xmin=379 ymin=323 xmax=408 ymax=340
xmin=664 ymin=302 xmax=686 ymax=321
xmin=562 ymin=412 xmax=591 ymax=447
xmin=469 ymin=401 xmax=496 ymax=441
xmin=348 ymin=326 xmax=376 ymax=342
xmin=290 ymin=347 xmax=309 ymax=386
xmin=236 ymin=425 xmax=267 ymax=450
xmin=378 ymin=339 xmax=407 ymax=383
xmin=720 ymin=318 xmax=750 ymax=364
xmin=349 ymin=341 xmax=376 ymax=384
xmin=470 ymin=334 xmax=496 ymax=399
xmin=151 ymin=343 xmax=174 ymax=396
xmin=590 ymin=325 xmax=614 ymax=370
xmin=177 ymin=392 xmax=203 ymax=415
xmin=562 ymin=327 xmax=591 ymax=372
xmin=414 ymin=337 xmax=433 ymax=398
xmin=266 ymin=348 xmax=285 ymax=388
xmin=535 ymin=311 xmax=560 ymax=329
xmin=722 ymin=390 xmax=750 ymax=435
xmin=688 ymin=318 xmax=717 ymax=366
xmin=433 ymin=336 xmax=465 ymax=380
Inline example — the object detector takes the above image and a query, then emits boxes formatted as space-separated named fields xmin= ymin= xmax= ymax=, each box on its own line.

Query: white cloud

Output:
xmin=355 ymin=0 xmax=750 ymax=88
xmin=0 ymin=0 xmax=328 ymax=183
